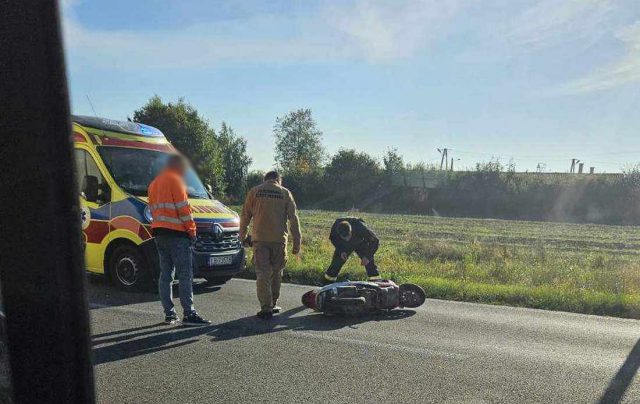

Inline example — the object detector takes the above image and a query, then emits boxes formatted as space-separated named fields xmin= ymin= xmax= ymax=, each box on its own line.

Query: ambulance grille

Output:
xmin=194 ymin=231 xmax=240 ymax=252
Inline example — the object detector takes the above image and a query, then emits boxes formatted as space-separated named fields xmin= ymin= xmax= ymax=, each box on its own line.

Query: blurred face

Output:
xmin=167 ymin=156 xmax=188 ymax=176
xmin=174 ymin=160 xmax=188 ymax=177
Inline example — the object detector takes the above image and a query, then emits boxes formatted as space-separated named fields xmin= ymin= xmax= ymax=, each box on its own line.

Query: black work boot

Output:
xmin=320 ymin=275 xmax=335 ymax=286
xmin=182 ymin=312 xmax=212 ymax=326
xmin=256 ymin=310 xmax=273 ymax=320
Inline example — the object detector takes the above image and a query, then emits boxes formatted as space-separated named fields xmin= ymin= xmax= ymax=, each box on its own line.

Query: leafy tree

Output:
xmin=281 ymin=168 xmax=326 ymax=208
xmin=383 ymin=148 xmax=405 ymax=183
xmin=218 ymin=122 xmax=252 ymax=200
xmin=273 ymin=108 xmax=324 ymax=173
xmin=324 ymin=149 xmax=381 ymax=209
xmin=245 ymin=170 xmax=265 ymax=193
xmin=405 ymin=161 xmax=438 ymax=171
xmin=133 ymin=96 xmax=225 ymax=196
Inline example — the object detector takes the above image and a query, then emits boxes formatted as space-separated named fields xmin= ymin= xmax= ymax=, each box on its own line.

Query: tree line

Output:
xmin=133 ymin=96 xmax=402 ymax=207
xmin=133 ymin=96 xmax=251 ymax=201
xmin=133 ymin=96 xmax=640 ymax=224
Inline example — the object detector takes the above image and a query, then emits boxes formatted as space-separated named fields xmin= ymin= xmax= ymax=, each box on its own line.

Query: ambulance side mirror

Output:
xmin=81 ymin=175 xmax=99 ymax=203
xmin=98 ymin=184 xmax=111 ymax=205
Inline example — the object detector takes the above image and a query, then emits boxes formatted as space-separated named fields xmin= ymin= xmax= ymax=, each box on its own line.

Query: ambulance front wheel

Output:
xmin=108 ymin=244 xmax=151 ymax=291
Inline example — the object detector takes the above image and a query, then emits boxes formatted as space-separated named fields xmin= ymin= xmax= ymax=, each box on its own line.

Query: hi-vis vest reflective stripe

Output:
xmin=147 ymin=169 xmax=196 ymax=237
xmin=151 ymin=214 xmax=194 ymax=224
xmin=149 ymin=201 xmax=189 ymax=210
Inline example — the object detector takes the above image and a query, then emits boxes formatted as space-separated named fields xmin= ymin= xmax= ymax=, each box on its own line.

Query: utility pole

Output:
xmin=438 ymin=148 xmax=448 ymax=171
xmin=450 ymin=158 xmax=460 ymax=171
xmin=570 ymin=158 xmax=580 ymax=173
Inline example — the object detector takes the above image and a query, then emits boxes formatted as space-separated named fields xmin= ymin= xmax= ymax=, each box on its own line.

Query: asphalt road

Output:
xmin=88 ymin=278 xmax=640 ymax=404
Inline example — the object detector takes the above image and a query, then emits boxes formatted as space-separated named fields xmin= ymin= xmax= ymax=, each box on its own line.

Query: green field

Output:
xmin=236 ymin=209 xmax=640 ymax=318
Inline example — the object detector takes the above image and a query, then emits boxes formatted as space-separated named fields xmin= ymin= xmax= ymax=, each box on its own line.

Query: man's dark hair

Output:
xmin=264 ymin=171 xmax=281 ymax=182
xmin=337 ymin=221 xmax=352 ymax=238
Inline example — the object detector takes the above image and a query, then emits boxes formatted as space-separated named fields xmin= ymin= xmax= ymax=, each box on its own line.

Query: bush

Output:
xmin=281 ymin=169 xmax=326 ymax=208
xmin=245 ymin=170 xmax=265 ymax=191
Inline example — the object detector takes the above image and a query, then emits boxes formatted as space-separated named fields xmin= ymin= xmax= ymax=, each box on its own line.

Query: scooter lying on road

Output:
xmin=301 ymin=279 xmax=426 ymax=316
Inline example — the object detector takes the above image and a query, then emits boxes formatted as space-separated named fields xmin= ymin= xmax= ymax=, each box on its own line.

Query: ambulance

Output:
xmin=73 ymin=115 xmax=245 ymax=290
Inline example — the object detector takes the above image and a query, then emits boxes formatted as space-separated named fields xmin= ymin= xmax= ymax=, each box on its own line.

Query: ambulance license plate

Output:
xmin=209 ymin=255 xmax=232 ymax=266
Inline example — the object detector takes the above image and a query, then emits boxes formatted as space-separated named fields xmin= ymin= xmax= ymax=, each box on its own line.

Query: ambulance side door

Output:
xmin=74 ymin=148 xmax=111 ymax=273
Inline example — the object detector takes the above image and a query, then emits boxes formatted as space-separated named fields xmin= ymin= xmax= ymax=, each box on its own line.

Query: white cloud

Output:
xmin=556 ymin=21 xmax=640 ymax=93
xmin=330 ymin=0 xmax=463 ymax=61
xmin=59 ymin=0 xmax=640 ymax=94
xmin=60 ymin=0 xmax=464 ymax=69
xmin=62 ymin=17 xmax=349 ymax=69
xmin=504 ymin=0 xmax=614 ymax=48
xmin=497 ymin=0 xmax=640 ymax=95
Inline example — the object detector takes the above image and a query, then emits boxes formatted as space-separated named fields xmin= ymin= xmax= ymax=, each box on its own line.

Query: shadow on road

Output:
xmin=87 ymin=276 xmax=220 ymax=309
xmin=209 ymin=307 xmax=416 ymax=341
xmin=91 ymin=306 xmax=415 ymax=365
xmin=92 ymin=323 xmax=216 ymax=365
xmin=599 ymin=338 xmax=640 ymax=404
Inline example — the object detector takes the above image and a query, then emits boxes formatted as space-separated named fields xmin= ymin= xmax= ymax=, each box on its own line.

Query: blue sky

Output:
xmin=61 ymin=0 xmax=640 ymax=172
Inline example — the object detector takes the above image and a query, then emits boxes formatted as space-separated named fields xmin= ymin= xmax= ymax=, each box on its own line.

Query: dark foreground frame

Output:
xmin=0 ymin=1 xmax=95 ymax=402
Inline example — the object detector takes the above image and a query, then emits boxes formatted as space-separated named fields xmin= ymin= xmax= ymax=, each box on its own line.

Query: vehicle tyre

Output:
xmin=108 ymin=244 xmax=151 ymax=291
xmin=204 ymin=275 xmax=233 ymax=286
xmin=399 ymin=283 xmax=426 ymax=308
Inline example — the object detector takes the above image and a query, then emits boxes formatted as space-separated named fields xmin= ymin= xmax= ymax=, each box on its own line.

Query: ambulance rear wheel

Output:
xmin=108 ymin=244 xmax=150 ymax=291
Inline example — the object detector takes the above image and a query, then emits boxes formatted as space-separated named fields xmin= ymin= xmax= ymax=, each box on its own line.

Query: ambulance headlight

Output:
xmin=143 ymin=206 xmax=153 ymax=223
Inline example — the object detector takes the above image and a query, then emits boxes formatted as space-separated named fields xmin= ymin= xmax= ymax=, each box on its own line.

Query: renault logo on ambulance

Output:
xmin=213 ymin=223 xmax=224 ymax=241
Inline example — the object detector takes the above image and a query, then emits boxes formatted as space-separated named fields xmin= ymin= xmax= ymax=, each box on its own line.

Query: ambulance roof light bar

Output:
xmin=71 ymin=115 xmax=164 ymax=137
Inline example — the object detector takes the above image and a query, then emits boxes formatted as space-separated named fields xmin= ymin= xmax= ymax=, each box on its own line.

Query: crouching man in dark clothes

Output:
xmin=322 ymin=218 xmax=381 ymax=284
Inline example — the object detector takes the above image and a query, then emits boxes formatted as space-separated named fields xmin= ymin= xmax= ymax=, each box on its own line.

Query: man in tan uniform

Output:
xmin=240 ymin=171 xmax=301 ymax=319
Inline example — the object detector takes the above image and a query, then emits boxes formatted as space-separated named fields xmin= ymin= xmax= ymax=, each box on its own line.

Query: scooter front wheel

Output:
xmin=399 ymin=284 xmax=426 ymax=308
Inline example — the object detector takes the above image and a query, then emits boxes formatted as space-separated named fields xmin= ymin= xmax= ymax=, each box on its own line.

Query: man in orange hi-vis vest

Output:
xmin=148 ymin=154 xmax=211 ymax=326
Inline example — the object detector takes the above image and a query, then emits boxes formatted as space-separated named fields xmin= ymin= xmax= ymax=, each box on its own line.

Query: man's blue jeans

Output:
xmin=155 ymin=235 xmax=195 ymax=317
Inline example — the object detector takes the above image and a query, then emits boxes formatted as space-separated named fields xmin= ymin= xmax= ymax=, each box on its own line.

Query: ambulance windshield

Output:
xmin=97 ymin=146 xmax=209 ymax=199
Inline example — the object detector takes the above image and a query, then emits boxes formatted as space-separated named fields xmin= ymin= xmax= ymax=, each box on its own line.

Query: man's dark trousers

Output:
xmin=325 ymin=248 xmax=380 ymax=281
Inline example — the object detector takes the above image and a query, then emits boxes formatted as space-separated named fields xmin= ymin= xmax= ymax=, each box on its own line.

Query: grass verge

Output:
xmin=233 ymin=208 xmax=640 ymax=319
xmin=237 ymin=264 xmax=640 ymax=319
